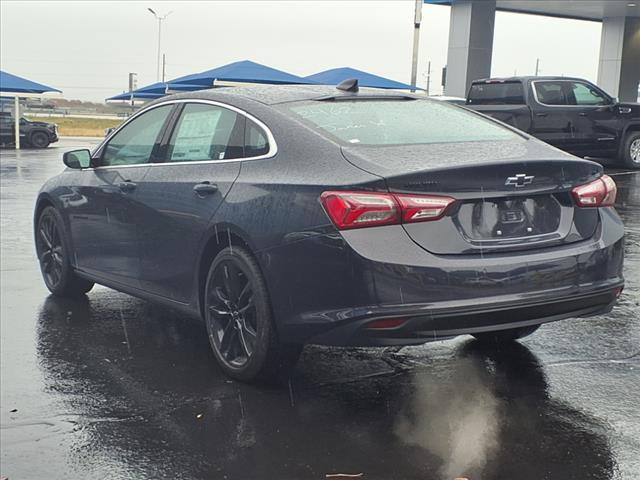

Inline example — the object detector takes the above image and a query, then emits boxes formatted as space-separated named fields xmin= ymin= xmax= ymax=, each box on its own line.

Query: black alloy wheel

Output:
xmin=36 ymin=207 xmax=93 ymax=296
xmin=204 ymin=246 xmax=301 ymax=382
xmin=207 ymin=258 xmax=258 ymax=368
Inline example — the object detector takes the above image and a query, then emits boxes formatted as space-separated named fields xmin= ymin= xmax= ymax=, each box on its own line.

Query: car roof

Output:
xmin=145 ymin=84 xmax=422 ymax=107
xmin=472 ymin=76 xmax=587 ymax=84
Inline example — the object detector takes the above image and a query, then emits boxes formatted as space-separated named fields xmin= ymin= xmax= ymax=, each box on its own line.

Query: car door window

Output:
xmin=168 ymin=103 xmax=244 ymax=162
xmin=534 ymin=82 xmax=568 ymax=106
xmin=569 ymin=82 xmax=610 ymax=106
xmin=101 ymin=104 xmax=173 ymax=166
xmin=245 ymin=119 xmax=270 ymax=157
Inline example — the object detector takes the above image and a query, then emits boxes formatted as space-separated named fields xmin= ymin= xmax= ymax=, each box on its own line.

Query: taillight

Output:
xmin=571 ymin=175 xmax=617 ymax=207
xmin=395 ymin=194 xmax=455 ymax=222
xmin=320 ymin=191 xmax=400 ymax=229
xmin=320 ymin=191 xmax=456 ymax=230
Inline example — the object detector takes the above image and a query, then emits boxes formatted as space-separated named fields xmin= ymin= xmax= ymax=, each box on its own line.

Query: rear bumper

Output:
xmin=305 ymin=285 xmax=621 ymax=346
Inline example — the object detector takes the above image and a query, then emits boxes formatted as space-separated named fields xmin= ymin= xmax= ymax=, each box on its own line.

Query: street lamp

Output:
xmin=148 ymin=8 xmax=172 ymax=82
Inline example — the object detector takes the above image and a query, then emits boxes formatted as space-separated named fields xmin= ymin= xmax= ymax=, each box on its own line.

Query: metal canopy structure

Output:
xmin=0 ymin=70 xmax=61 ymax=149
xmin=170 ymin=60 xmax=316 ymax=90
xmin=427 ymin=0 xmax=640 ymax=21
xmin=422 ymin=0 xmax=640 ymax=101
xmin=305 ymin=67 xmax=417 ymax=90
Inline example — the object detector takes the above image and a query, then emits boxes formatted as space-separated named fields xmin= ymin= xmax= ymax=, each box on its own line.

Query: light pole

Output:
xmin=147 ymin=8 xmax=172 ymax=82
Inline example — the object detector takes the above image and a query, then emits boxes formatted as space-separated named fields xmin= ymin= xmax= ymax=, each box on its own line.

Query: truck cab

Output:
xmin=466 ymin=77 xmax=640 ymax=169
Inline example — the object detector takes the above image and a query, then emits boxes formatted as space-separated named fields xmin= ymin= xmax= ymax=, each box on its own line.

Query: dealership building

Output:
xmin=425 ymin=0 xmax=640 ymax=102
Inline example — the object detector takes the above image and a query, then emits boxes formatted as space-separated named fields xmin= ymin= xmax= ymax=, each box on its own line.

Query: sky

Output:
xmin=0 ymin=1 xmax=602 ymax=102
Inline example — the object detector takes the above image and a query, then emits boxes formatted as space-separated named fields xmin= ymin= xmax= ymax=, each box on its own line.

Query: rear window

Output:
xmin=467 ymin=82 xmax=525 ymax=105
xmin=287 ymin=99 xmax=517 ymax=146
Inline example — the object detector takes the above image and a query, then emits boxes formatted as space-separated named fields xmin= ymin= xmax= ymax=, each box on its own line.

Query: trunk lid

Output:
xmin=341 ymin=140 xmax=602 ymax=254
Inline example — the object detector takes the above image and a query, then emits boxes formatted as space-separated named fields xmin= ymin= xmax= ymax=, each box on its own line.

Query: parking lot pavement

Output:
xmin=1 ymin=139 xmax=638 ymax=480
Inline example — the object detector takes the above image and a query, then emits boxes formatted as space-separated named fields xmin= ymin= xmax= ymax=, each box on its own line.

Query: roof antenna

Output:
xmin=336 ymin=78 xmax=359 ymax=92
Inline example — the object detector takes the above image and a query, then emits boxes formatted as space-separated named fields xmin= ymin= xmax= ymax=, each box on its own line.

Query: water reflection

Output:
xmin=396 ymin=342 xmax=616 ymax=480
xmin=36 ymin=294 xmax=616 ymax=480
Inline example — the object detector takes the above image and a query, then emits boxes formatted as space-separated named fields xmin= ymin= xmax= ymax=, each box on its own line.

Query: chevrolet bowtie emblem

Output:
xmin=505 ymin=173 xmax=534 ymax=187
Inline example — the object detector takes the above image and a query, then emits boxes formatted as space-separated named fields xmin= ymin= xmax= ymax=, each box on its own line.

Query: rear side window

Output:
xmin=245 ymin=119 xmax=269 ymax=157
xmin=534 ymin=82 xmax=568 ymax=106
xmin=168 ymin=103 xmax=244 ymax=162
xmin=467 ymin=82 xmax=525 ymax=105
xmin=288 ymin=99 xmax=516 ymax=146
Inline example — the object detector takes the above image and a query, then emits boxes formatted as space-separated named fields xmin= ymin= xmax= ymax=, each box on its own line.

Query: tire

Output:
xmin=620 ymin=131 xmax=640 ymax=169
xmin=30 ymin=131 xmax=50 ymax=149
xmin=472 ymin=324 xmax=540 ymax=344
xmin=204 ymin=246 xmax=301 ymax=382
xmin=35 ymin=207 xmax=94 ymax=296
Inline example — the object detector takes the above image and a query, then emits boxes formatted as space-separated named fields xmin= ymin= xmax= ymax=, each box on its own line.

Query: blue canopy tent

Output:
xmin=305 ymin=67 xmax=417 ymax=90
xmin=168 ymin=60 xmax=316 ymax=91
xmin=106 ymin=81 xmax=172 ymax=102
xmin=0 ymin=70 xmax=61 ymax=149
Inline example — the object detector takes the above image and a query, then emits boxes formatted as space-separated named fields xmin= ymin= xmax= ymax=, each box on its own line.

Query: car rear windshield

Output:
xmin=467 ymin=82 xmax=525 ymax=105
xmin=287 ymin=99 xmax=517 ymax=146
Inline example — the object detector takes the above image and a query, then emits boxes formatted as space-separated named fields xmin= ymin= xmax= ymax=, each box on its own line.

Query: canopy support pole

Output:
xmin=14 ymin=96 xmax=20 ymax=150
xmin=410 ymin=0 xmax=422 ymax=92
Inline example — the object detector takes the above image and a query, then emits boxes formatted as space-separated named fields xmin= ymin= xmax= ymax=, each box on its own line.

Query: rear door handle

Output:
xmin=118 ymin=181 xmax=137 ymax=192
xmin=535 ymin=113 xmax=548 ymax=117
xmin=193 ymin=182 xmax=218 ymax=195
xmin=578 ymin=112 xmax=587 ymax=116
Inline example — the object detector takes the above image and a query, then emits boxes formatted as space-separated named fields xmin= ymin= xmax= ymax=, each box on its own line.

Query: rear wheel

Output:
xmin=204 ymin=246 xmax=301 ymax=382
xmin=36 ymin=207 xmax=94 ymax=296
xmin=472 ymin=324 xmax=540 ymax=343
xmin=620 ymin=131 xmax=640 ymax=169
xmin=30 ymin=131 xmax=50 ymax=149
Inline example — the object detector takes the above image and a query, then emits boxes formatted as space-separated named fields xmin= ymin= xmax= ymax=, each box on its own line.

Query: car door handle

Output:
xmin=578 ymin=112 xmax=587 ymax=116
xmin=193 ymin=182 xmax=218 ymax=195
xmin=535 ymin=113 xmax=548 ymax=117
xmin=118 ymin=181 xmax=137 ymax=192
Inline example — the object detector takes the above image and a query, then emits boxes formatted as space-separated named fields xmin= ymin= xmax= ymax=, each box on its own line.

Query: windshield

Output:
xmin=287 ymin=99 xmax=517 ymax=146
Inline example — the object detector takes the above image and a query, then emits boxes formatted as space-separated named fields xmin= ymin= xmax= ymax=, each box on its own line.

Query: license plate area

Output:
xmin=455 ymin=195 xmax=562 ymax=240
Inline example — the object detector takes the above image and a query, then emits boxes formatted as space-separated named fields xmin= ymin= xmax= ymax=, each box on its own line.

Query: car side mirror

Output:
xmin=63 ymin=149 xmax=92 ymax=169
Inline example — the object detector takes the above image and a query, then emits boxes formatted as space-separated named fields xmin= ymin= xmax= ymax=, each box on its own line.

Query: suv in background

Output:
xmin=0 ymin=112 xmax=59 ymax=148
xmin=465 ymin=76 xmax=640 ymax=169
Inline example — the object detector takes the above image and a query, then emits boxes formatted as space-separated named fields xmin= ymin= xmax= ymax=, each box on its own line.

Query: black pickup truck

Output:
xmin=0 ymin=112 xmax=59 ymax=148
xmin=465 ymin=76 xmax=640 ymax=169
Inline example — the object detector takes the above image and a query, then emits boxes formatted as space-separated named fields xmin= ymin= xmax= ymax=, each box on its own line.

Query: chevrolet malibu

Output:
xmin=34 ymin=83 xmax=625 ymax=382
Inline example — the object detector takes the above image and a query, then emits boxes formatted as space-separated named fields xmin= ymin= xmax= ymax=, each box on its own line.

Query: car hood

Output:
xmin=28 ymin=121 xmax=56 ymax=128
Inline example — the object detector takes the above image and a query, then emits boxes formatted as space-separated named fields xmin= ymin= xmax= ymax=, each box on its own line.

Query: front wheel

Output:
xmin=472 ymin=324 xmax=540 ymax=344
xmin=35 ymin=207 xmax=94 ymax=296
xmin=620 ymin=131 xmax=640 ymax=169
xmin=204 ymin=246 xmax=301 ymax=382
xmin=30 ymin=131 xmax=50 ymax=149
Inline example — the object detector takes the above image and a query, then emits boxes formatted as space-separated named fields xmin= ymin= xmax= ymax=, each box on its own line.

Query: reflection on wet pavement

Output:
xmin=1 ymin=141 xmax=639 ymax=479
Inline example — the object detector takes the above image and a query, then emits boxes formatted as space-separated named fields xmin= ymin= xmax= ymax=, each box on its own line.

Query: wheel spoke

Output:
xmin=243 ymin=320 xmax=257 ymax=338
xmin=39 ymin=227 xmax=52 ymax=249
xmin=237 ymin=324 xmax=253 ymax=357
xmin=209 ymin=305 xmax=231 ymax=316
xmin=219 ymin=320 xmax=237 ymax=356
xmin=238 ymin=296 xmax=254 ymax=314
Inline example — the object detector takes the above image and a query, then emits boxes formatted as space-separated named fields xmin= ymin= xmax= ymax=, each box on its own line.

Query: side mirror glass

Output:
xmin=63 ymin=149 xmax=92 ymax=169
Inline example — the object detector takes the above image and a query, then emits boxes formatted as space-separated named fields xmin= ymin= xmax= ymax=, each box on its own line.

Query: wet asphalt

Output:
xmin=0 ymin=138 xmax=638 ymax=480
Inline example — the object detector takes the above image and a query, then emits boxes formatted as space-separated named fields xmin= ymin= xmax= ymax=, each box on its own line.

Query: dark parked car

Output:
xmin=0 ymin=112 xmax=59 ymax=148
xmin=465 ymin=76 xmax=640 ymax=169
xmin=34 ymin=83 xmax=625 ymax=382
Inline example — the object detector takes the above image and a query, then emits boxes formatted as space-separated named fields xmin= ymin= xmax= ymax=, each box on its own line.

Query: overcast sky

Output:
xmin=0 ymin=1 xmax=602 ymax=102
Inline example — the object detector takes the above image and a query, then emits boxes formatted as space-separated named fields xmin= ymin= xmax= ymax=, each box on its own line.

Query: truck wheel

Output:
xmin=30 ymin=131 xmax=50 ymax=149
xmin=621 ymin=131 xmax=640 ymax=170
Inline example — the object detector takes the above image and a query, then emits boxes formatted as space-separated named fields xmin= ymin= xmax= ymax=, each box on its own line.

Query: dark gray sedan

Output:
xmin=34 ymin=83 xmax=625 ymax=382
